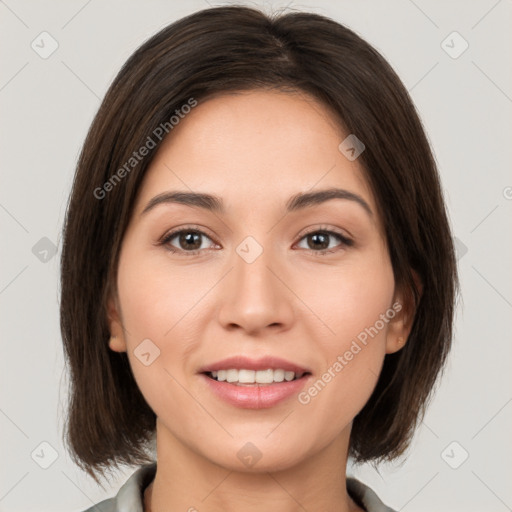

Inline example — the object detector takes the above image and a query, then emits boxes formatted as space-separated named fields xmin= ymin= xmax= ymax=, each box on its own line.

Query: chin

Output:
xmin=199 ymin=434 xmax=312 ymax=473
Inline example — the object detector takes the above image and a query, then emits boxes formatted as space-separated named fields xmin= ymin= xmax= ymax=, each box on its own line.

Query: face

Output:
xmin=108 ymin=89 xmax=411 ymax=473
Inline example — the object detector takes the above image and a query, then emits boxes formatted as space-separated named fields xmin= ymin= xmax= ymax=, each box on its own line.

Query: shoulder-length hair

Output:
xmin=60 ymin=4 xmax=459 ymax=484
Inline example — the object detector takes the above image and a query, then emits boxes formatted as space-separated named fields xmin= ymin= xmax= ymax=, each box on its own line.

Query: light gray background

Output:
xmin=1 ymin=1 xmax=511 ymax=511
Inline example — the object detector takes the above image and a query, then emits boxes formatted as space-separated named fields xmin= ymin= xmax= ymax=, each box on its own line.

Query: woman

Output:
xmin=60 ymin=5 xmax=459 ymax=511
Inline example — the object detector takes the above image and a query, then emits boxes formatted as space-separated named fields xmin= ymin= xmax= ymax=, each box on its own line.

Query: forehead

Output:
xmin=133 ymin=89 xmax=378 ymax=221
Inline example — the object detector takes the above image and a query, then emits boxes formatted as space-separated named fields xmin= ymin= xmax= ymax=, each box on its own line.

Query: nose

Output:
xmin=217 ymin=240 xmax=295 ymax=335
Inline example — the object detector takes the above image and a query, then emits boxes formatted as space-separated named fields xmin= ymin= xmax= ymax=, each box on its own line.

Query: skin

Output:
xmin=107 ymin=89 xmax=415 ymax=512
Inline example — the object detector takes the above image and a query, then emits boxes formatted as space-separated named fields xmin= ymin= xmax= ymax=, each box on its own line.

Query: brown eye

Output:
xmin=306 ymin=232 xmax=330 ymax=250
xmin=296 ymin=229 xmax=353 ymax=255
xmin=175 ymin=231 xmax=202 ymax=251
xmin=161 ymin=228 xmax=217 ymax=255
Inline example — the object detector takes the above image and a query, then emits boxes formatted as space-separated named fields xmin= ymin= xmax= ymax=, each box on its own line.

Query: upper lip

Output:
xmin=199 ymin=355 xmax=311 ymax=375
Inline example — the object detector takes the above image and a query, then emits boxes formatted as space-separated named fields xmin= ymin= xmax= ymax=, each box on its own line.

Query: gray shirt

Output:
xmin=81 ymin=462 xmax=396 ymax=512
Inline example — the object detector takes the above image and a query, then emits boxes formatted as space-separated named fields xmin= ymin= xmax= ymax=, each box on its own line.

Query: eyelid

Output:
xmin=295 ymin=224 xmax=354 ymax=244
xmin=158 ymin=224 xmax=219 ymax=248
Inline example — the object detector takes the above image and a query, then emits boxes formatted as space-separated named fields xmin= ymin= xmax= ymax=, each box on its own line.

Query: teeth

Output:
xmin=273 ymin=369 xmax=285 ymax=382
xmin=226 ymin=369 xmax=238 ymax=383
xmin=284 ymin=371 xmax=295 ymax=381
xmin=209 ymin=368 xmax=302 ymax=384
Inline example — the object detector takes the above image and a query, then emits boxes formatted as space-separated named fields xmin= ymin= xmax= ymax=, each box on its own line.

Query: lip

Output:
xmin=198 ymin=355 xmax=311 ymax=375
xmin=200 ymin=373 xmax=312 ymax=409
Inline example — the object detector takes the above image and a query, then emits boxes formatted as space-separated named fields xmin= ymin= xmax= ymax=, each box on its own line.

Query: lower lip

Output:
xmin=200 ymin=373 xmax=311 ymax=409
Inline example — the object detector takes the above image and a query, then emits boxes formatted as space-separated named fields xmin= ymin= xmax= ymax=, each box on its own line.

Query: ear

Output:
xmin=385 ymin=269 xmax=423 ymax=354
xmin=107 ymin=292 xmax=128 ymax=353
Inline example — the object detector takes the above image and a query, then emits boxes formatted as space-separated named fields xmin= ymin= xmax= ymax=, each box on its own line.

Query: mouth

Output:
xmin=203 ymin=368 xmax=311 ymax=386
xmin=200 ymin=365 xmax=313 ymax=409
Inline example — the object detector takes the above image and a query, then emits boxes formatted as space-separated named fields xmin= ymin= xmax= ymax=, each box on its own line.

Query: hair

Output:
xmin=60 ymin=4 xmax=459 ymax=485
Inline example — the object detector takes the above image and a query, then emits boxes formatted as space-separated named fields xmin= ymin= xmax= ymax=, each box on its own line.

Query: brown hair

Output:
xmin=60 ymin=4 xmax=459 ymax=484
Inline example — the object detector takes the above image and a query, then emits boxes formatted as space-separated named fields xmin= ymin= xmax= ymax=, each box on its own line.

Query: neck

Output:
xmin=144 ymin=420 xmax=362 ymax=512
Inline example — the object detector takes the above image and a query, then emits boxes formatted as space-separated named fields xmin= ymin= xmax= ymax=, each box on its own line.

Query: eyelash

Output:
xmin=158 ymin=225 xmax=354 ymax=257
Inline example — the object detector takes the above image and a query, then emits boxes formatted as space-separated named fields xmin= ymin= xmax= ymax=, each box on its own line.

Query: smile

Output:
xmin=206 ymin=368 xmax=307 ymax=385
xmin=200 ymin=371 xmax=312 ymax=409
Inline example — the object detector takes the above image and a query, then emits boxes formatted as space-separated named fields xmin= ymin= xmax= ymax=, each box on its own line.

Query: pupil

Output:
xmin=181 ymin=232 xmax=201 ymax=250
xmin=310 ymin=232 xmax=328 ymax=250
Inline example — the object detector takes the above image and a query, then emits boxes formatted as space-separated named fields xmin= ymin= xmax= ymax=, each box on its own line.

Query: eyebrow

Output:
xmin=141 ymin=187 xmax=373 ymax=217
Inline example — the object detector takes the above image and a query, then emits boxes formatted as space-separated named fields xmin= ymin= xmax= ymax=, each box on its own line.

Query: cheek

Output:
xmin=115 ymin=245 xmax=204 ymax=394
xmin=116 ymin=251 xmax=205 ymax=422
xmin=117 ymin=244 xmax=204 ymax=340
xmin=296 ymin=250 xmax=395 ymax=418
xmin=298 ymin=299 xmax=391 ymax=435
xmin=302 ymin=247 xmax=396 ymax=346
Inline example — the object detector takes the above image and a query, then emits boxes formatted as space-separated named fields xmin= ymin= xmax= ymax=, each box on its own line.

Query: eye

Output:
xmin=158 ymin=225 xmax=353 ymax=256
xmin=295 ymin=228 xmax=353 ymax=255
xmin=159 ymin=226 xmax=218 ymax=255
